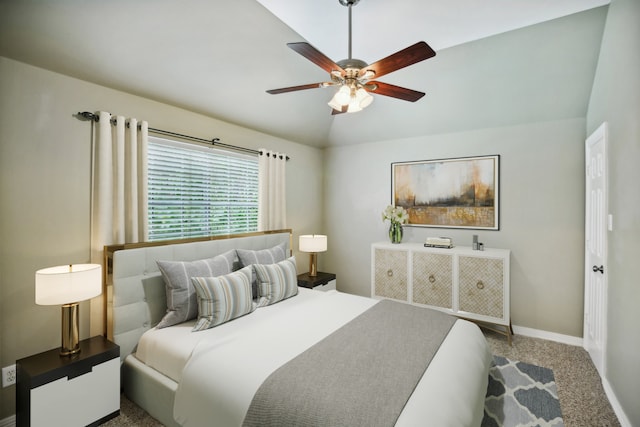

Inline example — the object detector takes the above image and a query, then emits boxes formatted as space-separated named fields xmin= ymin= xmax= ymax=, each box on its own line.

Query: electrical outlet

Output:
xmin=2 ymin=364 xmax=16 ymax=387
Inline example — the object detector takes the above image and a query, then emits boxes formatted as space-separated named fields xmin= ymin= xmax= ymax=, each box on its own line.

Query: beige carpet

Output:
xmin=483 ymin=330 xmax=620 ymax=427
xmin=104 ymin=330 xmax=621 ymax=427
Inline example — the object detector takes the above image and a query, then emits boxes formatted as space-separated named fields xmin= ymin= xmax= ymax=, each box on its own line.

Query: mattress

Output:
xmin=135 ymin=288 xmax=491 ymax=426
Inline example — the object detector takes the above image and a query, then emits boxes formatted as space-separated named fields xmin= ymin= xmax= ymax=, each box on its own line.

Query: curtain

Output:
xmin=258 ymin=149 xmax=287 ymax=231
xmin=90 ymin=111 xmax=148 ymax=334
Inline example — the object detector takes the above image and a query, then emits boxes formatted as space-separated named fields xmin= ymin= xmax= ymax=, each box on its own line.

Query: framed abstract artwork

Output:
xmin=391 ymin=155 xmax=500 ymax=230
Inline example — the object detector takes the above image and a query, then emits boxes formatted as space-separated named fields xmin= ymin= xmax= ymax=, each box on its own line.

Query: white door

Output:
xmin=584 ymin=122 xmax=608 ymax=378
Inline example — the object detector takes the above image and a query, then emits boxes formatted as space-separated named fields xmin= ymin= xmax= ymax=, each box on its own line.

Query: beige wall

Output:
xmin=2 ymin=2 xmax=638 ymax=422
xmin=324 ymin=119 xmax=587 ymax=337
xmin=0 ymin=57 xmax=325 ymax=419
xmin=586 ymin=0 xmax=640 ymax=424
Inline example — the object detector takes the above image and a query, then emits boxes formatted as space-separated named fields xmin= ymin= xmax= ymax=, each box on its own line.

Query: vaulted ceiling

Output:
xmin=0 ymin=0 xmax=609 ymax=147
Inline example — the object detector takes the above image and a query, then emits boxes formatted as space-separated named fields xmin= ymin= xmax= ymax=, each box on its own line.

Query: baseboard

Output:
xmin=0 ymin=415 xmax=15 ymax=427
xmin=602 ymin=377 xmax=632 ymax=427
xmin=512 ymin=324 xmax=583 ymax=347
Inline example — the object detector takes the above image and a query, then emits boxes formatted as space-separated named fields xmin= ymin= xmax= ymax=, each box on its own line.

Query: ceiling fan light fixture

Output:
xmin=355 ymin=87 xmax=373 ymax=108
xmin=328 ymin=84 xmax=372 ymax=113
xmin=328 ymin=85 xmax=351 ymax=109
xmin=336 ymin=85 xmax=352 ymax=104
xmin=360 ymin=70 xmax=375 ymax=80
xmin=328 ymin=96 xmax=343 ymax=111
xmin=346 ymin=100 xmax=362 ymax=113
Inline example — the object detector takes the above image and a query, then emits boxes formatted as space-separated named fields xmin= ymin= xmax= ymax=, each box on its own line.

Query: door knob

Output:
xmin=592 ymin=265 xmax=604 ymax=274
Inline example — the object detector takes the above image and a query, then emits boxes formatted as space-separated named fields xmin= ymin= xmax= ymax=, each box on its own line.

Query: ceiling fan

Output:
xmin=266 ymin=0 xmax=436 ymax=114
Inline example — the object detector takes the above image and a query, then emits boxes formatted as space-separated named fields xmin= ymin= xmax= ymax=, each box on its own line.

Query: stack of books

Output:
xmin=424 ymin=237 xmax=453 ymax=249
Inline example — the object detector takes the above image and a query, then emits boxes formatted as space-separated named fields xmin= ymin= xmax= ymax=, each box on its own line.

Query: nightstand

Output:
xmin=16 ymin=335 xmax=120 ymax=427
xmin=297 ymin=271 xmax=336 ymax=291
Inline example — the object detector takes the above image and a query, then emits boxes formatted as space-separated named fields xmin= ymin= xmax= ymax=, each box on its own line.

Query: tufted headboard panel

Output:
xmin=104 ymin=230 xmax=293 ymax=360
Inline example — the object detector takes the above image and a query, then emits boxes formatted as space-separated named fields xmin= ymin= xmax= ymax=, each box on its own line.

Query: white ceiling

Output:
xmin=0 ymin=0 xmax=609 ymax=148
xmin=257 ymin=0 xmax=608 ymax=62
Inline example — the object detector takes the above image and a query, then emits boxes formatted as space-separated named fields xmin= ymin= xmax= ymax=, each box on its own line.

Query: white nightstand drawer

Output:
xmin=315 ymin=279 xmax=337 ymax=292
xmin=30 ymin=357 xmax=120 ymax=426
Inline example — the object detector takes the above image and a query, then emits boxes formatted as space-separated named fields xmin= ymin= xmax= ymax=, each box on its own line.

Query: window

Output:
xmin=147 ymin=136 xmax=258 ymax=241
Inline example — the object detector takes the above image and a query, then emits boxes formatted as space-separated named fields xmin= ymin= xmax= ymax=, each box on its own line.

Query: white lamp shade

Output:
xmin=355 ymin=88 xmax=374 ymax=108
xmin=35 ymin=264 xmax=102 ymax=305
xmin=328 ymin=96 xmax=343 ymax=111
xmin=346 ymin=99 xmax=362 ymax=113
xmin=328 ymin=85 xmax=353 ymax=110
xmin=299 ymin=235 xmax=327 ymax=253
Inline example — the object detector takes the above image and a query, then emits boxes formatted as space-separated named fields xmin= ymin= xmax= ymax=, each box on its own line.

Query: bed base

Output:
xmin=122 ymin=354 xmax=180 ymax=427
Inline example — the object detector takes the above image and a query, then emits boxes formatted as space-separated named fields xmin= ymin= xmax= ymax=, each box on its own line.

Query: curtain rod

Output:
xmin=76 ymin=111 xmax=289 ymax=160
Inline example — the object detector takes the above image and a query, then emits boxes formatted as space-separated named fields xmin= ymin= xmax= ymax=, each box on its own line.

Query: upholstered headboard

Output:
xmin=104 ymin=229 xmax=293 ymax=359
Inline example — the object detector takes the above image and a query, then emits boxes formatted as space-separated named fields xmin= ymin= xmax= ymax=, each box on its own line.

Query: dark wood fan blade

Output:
xmin=359 ymin=41 xmax=436 ymax=79
xmin=266 ymin=83 xmax=328 ymax=94
xmin=366 ymin=81 xmax=425 ymax=102
xmin=331 ymin=105 xmax=348 ymax=115
xmin=287 ymin=42 xmax=345 ymax=75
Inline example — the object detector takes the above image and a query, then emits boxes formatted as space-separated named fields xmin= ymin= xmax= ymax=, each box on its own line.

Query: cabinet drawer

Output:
xmin=458 ymin=256 xmax=504 ymax=319
xmin=373 ymin=248 xmax=408 ymax=301
xmin=412 ymin=252 xmax=453 ymax=309
xmin=30 ymin=357 xmax=120 ymax=427
xmin=315 ymin=279 xmax=337 ymax=292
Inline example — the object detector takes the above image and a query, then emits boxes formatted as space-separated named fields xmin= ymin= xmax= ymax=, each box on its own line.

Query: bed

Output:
xmin=105 ymin=229 xmax=491 ymax=427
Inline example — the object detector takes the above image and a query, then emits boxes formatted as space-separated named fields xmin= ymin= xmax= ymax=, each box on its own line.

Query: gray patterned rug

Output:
xmin=482 ymin=356 xmax=564 ymax=427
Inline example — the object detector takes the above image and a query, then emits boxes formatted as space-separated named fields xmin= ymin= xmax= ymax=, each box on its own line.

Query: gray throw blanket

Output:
xmin=242 ymin=299 xmax=457 ymax=427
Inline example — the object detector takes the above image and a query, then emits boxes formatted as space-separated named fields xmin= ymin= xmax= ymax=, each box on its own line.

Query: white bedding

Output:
xmin=135 ymin=289 xmax=491 ymax=427
xmin=136 ymin=288 xmax=374 ymax=383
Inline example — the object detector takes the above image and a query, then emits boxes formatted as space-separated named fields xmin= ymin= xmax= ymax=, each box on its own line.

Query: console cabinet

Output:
xmin=372 ymin=242 xmax=511 ymax=342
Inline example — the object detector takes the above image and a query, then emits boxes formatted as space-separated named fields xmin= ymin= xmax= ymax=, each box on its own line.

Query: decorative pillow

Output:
xmin=236 ymin=242 xmax=288 ymax=267
xmin=236 ymin=242 xmax=288 ymax=298
xmin=156 ymin=250 xmax=236 ymax=329
xmin=191 ymin=265 xmax=254 ymax=331
xmin=254 ymin=256 xmax=298 ymax=307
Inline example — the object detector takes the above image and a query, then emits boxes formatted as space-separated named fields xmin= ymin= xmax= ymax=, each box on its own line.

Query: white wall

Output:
xmin=324 ymin=119 xmax=586 ymax=337
xmin=586 ymin=0 xmax=640 ymax=424
xmin=0 ymin=57 xmax=325 ymax=419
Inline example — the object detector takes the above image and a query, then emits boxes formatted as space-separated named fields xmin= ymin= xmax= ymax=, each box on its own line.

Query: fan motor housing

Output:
xmin=337 ymin=58 xmax=368 ymax=71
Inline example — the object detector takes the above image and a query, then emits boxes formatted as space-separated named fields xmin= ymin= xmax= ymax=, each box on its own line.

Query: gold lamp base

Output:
xmin=60 ymin=303 xmax=80 ymax=356
xmin=308 ymin=253 xmax=318 ymax=277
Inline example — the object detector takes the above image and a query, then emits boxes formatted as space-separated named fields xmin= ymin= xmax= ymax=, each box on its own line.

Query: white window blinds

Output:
xmin=147 ymin=136 xmax=258 ymax=241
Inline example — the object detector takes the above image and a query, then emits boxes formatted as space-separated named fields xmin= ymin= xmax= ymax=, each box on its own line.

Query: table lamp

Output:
xmin=35 ymin=264 xmax=102 ymax=356
xmin=299 ymin=235 xmax=327 ymax=277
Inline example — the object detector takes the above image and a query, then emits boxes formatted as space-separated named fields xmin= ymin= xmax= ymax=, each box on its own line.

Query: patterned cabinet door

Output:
xmin=373 ymin=248 xmax=408 ymax=301
xmin=458 ymin=256 xmax=504 ymax=320
xmin=412 ymin=252 xmax=453 ymax=309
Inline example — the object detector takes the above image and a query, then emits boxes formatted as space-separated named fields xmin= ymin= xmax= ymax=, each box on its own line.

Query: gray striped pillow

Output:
xmin=237 ymin=242 xmax=288 ymax=299
xmin=156 ymin=250 xmax=236 ymax=328
xmin=191 ymin=265 xmax=254 ymax=331
xmin=254 ymin=256 xmax=298 ymax=307
xmin=236 ymin=242 xmax=287 ymax=267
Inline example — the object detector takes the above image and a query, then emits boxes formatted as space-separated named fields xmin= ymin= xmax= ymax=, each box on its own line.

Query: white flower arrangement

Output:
xmin=381 ymin=204 xmax=409 ymax=225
